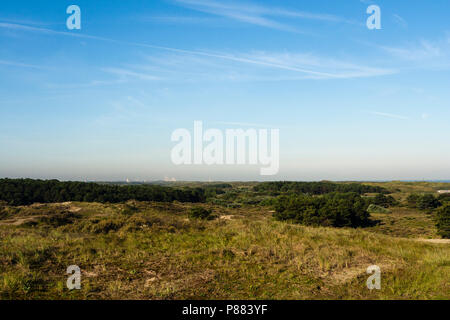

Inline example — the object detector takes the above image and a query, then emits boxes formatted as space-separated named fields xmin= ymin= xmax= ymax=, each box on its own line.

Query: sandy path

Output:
xmin=416 ymin=238 xmax=450 ymax=244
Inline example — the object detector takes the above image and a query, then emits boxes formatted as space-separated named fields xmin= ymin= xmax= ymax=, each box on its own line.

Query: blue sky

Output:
xmin=0 ymin=0 xmax=449 ymax=181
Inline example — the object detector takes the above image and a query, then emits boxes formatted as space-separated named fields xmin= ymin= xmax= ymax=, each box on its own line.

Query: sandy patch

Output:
xmin=417 ymin=239 xmax=450 ymax=244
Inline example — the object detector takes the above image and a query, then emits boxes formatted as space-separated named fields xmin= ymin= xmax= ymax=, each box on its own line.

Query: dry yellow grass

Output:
xmin=0 ymin=199 xmax=448 ymax=300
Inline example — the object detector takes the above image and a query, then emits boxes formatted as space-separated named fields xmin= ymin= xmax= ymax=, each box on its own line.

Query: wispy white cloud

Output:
xmin=173 ymin=0 xmax=357 ymax=32
xmin=392 ymin=14 xmax=408 ymax=29
xmin=46 ymin=69 xmax=161 ymax=88
xmin=0 ymin=59 xmax=43 ymax=69
xmin=235 ymin=52 xmax=395 ymax=79
xmin=367 ymin=111 xmax=409 ymax=120
xmin=102 ymin=67 xmax=161 ymax=81
xmin=140 ymin=15 xmax=220 ymax=25
xmin=0 ymin=22 xmax=107 ymax=41
xmin=361 ymin=34 xmax=450 ymax=72
xmin=45 ymin=79 xmax=128 ymax=89
xmin=173 ymin=0 xmax=300 ymax=32
xmin=135 ymin=50 xmax=395 ymax=81
xmin=266 ymin=7 xmax=356 ymax=24
xmin=0 ymin=21 xmax=394 ymax=81
xmin=0 ymin=17 xmax=57 ymax=27
xmin=381 ymin=39 xmax=443 ymax=61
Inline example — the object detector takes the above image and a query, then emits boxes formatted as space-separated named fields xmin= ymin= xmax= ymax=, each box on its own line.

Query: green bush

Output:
xmin=436 ymin=205 xmax=450 ymax=239
xmin=367 ymin=204 xmax=391 ymax=214
xmin=86 ymin=219 xmax=125 ymax=234
xmin=35 ymin=212 xmax=80 ymax=227
xmin=273 ymin=192 xmax=370 ymax=228
xmin=260 ymin=197 xmax=277 ymax=206
xmin=406 ymin=193 xmax=441 ymax=210
xmin=371 ymin=193 xmax=397 ymax=208
xmin=438 ymin=193 xmax=450 ymax=204
xmin=189 ymin=207 xmax=214 ymax=220
xmin=417 ymin=194 xmax=441 ymax=211
xmin=406 ymin=193 xmax=420 ymax=208
xmin=122 ymin=203 xmax=139 ymax=215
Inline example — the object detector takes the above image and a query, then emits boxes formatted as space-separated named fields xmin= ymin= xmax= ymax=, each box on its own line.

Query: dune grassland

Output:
xmin=0 ymin=180 xmax=449 ymax=300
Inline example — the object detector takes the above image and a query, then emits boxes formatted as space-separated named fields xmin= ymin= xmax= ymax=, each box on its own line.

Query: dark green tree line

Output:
xmin=254 ymin=181 xmax=388 ymax=195
xmin=0 ymin=179 xmax=206 ymax=205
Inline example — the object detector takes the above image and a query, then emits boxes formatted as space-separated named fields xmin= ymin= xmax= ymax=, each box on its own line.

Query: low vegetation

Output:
xmin=367 ymin=204 xmax=391 ymax=214
xmin=0 ymin=180 xmax=449 ymax=300
xmin=189 ymin=207 xmax=215 ymax=220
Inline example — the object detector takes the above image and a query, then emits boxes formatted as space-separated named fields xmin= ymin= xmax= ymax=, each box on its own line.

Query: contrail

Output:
xmin=0 ymin=21 xmax=338 ymax=78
